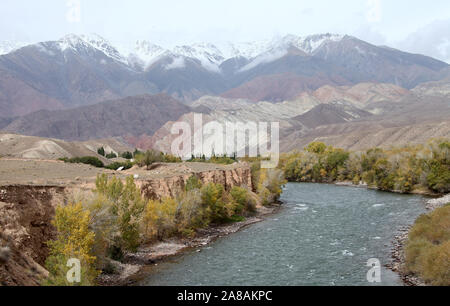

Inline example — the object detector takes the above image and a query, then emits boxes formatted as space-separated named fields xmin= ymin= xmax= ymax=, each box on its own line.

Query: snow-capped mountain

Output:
xmin=53 ymin=33 xmax=128 ymax=65
xmin=0 ymin=41 xmax=29 ymax=55
xmin=121 ymin=33 xmax=346 ymax=72
xmin=1 ymin=31 xmax=447 ymax=117
xmin=222 ymin=40 xmax=272 ymax=59
xmin=124 ymin=40 xmax=168 ymax=70
xmin=279 ymin=33 xmax=344 ymax=54
xmin=172 ymin=43 xmax=226 ymax=72
xmin=125 ymin=41 xmax=228 ymax=71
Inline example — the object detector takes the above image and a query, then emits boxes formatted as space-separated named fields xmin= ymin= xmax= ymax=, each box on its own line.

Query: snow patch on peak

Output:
xmin=127 ymin=40 xmax=167 ymax=69
xmin=219 ymin=40 xmax=272 ymax=60
xmin=0 ymin=41 xmax=30 ymax=55
xmin=126 ymin=41 xmax=226 ymax=72
xmin=277 ymin=33 xmax=345 ymax=54
xmin=172 ymin=43 xmax=224 ymax=72
xmin=233 ymin=33 xmax=345 ymax=72
xmin=56 ymin=33 xmax=127 ymax=64
xmin=57 ymin=34 xmax=86 ymax=50
xmin=135 ymin=40 xmax=166 ymax=58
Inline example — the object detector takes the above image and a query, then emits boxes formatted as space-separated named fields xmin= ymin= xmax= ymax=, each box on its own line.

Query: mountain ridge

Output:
xmin=0 ymin=33 xmax=448 ymax=116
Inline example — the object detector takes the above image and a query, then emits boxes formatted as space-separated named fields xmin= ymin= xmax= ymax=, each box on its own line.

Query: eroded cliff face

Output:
xmin=0 ymin=186 xmax=65 ymax=286
xmin=139 ymin=165 xmax=253 ymax=200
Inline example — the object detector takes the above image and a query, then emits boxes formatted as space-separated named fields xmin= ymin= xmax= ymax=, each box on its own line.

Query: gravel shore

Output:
xmin=385 ymin=227 xmax=425 ymax=286
xmin=425 ymin=194 xmax=450 ymax=210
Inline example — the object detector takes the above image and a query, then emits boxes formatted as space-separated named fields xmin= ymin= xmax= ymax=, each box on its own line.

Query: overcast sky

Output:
xmin=0 ymin=0 xmax=449 ymax=62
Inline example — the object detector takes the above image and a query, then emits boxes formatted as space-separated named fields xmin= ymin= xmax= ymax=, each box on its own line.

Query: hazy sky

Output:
xmin=1 ymin=0 xmax=449 ymax=62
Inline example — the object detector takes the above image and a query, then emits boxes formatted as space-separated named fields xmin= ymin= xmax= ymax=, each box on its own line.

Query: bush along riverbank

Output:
xmin=404 ymin=201 xmax=450 ymax=286
xmin=280 ymin=140 xmax=450 ymax=195
xmin=389 ymin=199 xmax=450 ymax=286
xmin=41 ymin=163 xmax=286 ymax=286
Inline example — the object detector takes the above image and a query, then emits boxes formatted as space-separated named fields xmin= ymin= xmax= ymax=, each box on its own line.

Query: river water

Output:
xmin=141 ymin=183 xmax=427 ymax=286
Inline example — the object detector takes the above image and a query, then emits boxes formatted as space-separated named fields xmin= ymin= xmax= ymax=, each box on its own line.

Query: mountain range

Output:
xmin=0 ymin=33 xmax=449 ymax=155
xmin=0 ymin=33 xmax=448 ymax=118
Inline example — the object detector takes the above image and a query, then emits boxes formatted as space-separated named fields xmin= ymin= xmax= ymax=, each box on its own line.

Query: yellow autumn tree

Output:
xmin=95 ymin=174 xmax=146 ymax=252
xmin=43 ymin=203 xmax=98 ymax=286
xmin=143 ymin=198 xmax=178 ymax=241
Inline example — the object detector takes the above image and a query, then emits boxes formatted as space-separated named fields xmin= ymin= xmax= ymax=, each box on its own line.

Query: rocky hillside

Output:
xmin=143 ymin=81 xmax=450 ymax=154
xmin=281 ymin=95 xmax=450 ymax=151
xmin=292 ymin=103 xmax=373 ymax=129
xmin=142 ymin=83 xmax=408 ymax=152
xmin=0 ymin=133 xmax=133 ymax=161
xmin=1 ymin=94 xmax=190 ymax=141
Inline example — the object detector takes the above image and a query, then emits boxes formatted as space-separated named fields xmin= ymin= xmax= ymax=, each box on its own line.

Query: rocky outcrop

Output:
xmin=139 ymin=164 xmax=253 ymax=200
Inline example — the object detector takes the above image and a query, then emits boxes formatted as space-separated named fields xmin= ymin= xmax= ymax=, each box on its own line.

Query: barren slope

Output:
xmin=0 ymin=133 xmax=132 ymax=161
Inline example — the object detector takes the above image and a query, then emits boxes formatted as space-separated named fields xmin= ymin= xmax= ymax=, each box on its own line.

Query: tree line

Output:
xmin=280 ymin=140 xmax=450 ymax=194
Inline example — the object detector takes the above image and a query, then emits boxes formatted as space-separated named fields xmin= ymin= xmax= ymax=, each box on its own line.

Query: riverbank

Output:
xmin=385 ymin=227 xmax=425 ymax=286
xmin=98 ymin=203 xmax=283 ymax=286
xmin=334 ymin=181 xmax=442 ymax=197
xmin=386 ymin=193 xmax=449 ymax=286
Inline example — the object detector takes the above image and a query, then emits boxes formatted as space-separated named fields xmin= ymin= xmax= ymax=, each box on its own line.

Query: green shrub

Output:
xmin=306 ymin=142 xmax=327 ymax=154
xmin=250 ymin=161 xmax=261 ymax=191
xmin=95 ymin=175 xmax=145 ymax=252
xmin=106 ymin=152 xmax=118 ymax=159
xmin=405 ymin=204 xmax=450 ymax=286
xmin=427 ymin=160 xmax=450 ymax=193
xmin=162 ymin=153 xmax=182 ymax=163
xmin=133 ymin=149 xmax=143 ymax=158
xmin=121 ymin=151 xmax=133 ymax=159
xmin=228 ymin=215 xmax=246 ymax=223
xmin=97 ymin=147 xmax=105 ymax=157
xmin=230 ymin=186 xmax=249 ymax=214
xmin=420 ymin=241 xmax=450 ymax=286
xmin=105 ymin=161 xmax=133 ymax=171
xmin=176 ymin=189 xmax=209 ymax=231
xmin=185 ymin=175 xmax=202 ymax=192
xmin=201 ymin=183 xmax=227 ymax=223
xmin=144 ymin=198 xmax=178 ymax=241
xmin=135 ymin=150 xmax=163 ymax=170
xmin=405 ymin=238 xmax=433 ymax=274
xmin=60 ymin=156 xmax=104 ymax=168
